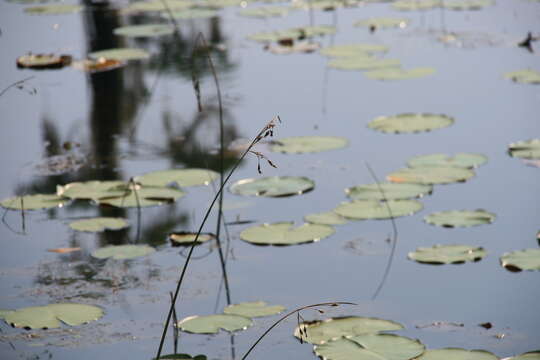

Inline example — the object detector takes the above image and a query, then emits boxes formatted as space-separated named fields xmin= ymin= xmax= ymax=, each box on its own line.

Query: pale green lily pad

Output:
xmin=121 ymin=0 xmax=193 ymax=13
xmin=240 ymin=222 xmax=334 ymax=246
xmin=365 ymin=67 xmax=436 ymax=80
xmin=136 ymin=168 xmax=219 ymax=187
xmin=0 ymin=310 xmax=14 ymax=319
xmin=500 ymin=249 xmax=540 ymax=272
xmin=91 ymin=244 xmax=155 ymax=260
xmin=320 ymin=44 xmax=388 ymax=57
xmin=505 ymin=351 xmax=540 ymax=360
xmin=69 ymin=217 xmax=129 ymax=232
xmin=508 ymin=139 xmax=540 ymax=159
xmin=334 ymin=199 xmax=423 ymax=220
xmin=328 ymin=57 xmax=401 ymax=71
xmin=97 ymin=186 xmax=185 ymax=208
xmin=504 ymin=70 xmax=540 ymax=84
xmin=408 ymin=245 xmax=486 ymax=264
xmin=7 ymin=0 xmax=60 ymax=3
xmin=4 ymin=303 xmax=103 ymax=329
xmin=346 ymin=183 xmax=433 ymax=201
xmin=113 ymin=24 xmax=174 ymax=37
xmin=387 ymin=166 xmax=475 ymax=184
xmin=294 ymin=316 xmax=403 ymax=345
xmin=88 ymin=48 xmax=150 ymax=61
xmin=166 ymin=8 xmax=218 ymax=19
xmin=368 ymin=113 xmax=454 ymax=134
xmin=178 ymin=314 xmax=252 ymax=334
xmin=248 ymin=25 xmax=336 ymax=42
xmin=0 ymin=194 xmax=67 ymax=210
xmin=304 ymin=211 xmax=348 ymax=225
xmin=354 ymin=17 xmax=410 ymax=29
xmin=314 ymin=334 xmax=425 ymax=360
xmin=415 ymin=348 xmax=498 ymax=360
xmin=229 ymin=176 xmax=314 ymax=197
xmin=293 ymin=0 xmax=349 ymax=10
xmin=169 ymin=232 xmax=215 ymax=246
xmin=408 ymin=153 xmax=487 ymax=169
xmin=224 ymin=301 xmax=285 ymax=317
xmin=270 ymin=136 xmax=348 ymax=154
xmin=199 ymin=0 xmax=252 ymax=8
xmin=24 ymin=4 xmax=82 ymax=14
xmin=57 ymin=180 xmax=127 ymax=200
xmin=238 ymin=6 xmax=291 ymax=18
xmin=424 ymin=210 xmax=495 ymax=228
xmin=392 ymin=0 xmax=441 ymax=11
xmin=443 ymin=0 xmax=493 ymax=10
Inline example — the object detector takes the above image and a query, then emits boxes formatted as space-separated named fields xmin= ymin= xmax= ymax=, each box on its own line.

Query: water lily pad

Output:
xmin=504 ymin=70 xmax=540 ymax=84
xmin=508 ymin=139 xmax=540 ymax=159
xmin=177 ymin=314 xmax=252 ymax=334
xmin=224 ymin=301 xmax=285 ymax=317
xmin=24 ymin=4 xmax=82 ymax=14
xmin=69 ymin=217 xmax=129 ymax=232
xmin=229 ymin=176 xmax=314 ymax=197
xmin=408 ymin=153 xmax=487 ymax=169
xmin=392 ymin=0 xmax=441 ymax=11
xmin=0 ymin=194 xmax=67 ymax=210
xmin=240 ymin=222 xmax=334 ymax=245
xmin=113 ymin=24 xmax=174 ymax=37
xmin=169 ymin=232 xmax=215 ymax=246
xmin=365 ymin=67 xmax=436 ymax=80
xmin=121 ymin=0 xmax=193 ymax=13
xmin=320 ymin=44 xmax=388 ymax=57
xmin=293 ymin=0 xmax=349 ymax=10
xmin=443 ymin=0 xmax=493 ymax=10
xmin=248 ymin=25 xmax=336 ymax=42
xmin=238 ymin=6 xmax=291 ymax=18
xmin=424 ymin=210 xmax=495 ymax=228
xmin=304 ymin=211 xmax=348 ymax=225
xmin=0 ymin=310 xmax=14 ymax=319
xmin=57 ymin=180 xmax=129 ymax=200
xmin=16 ymin=53 xmax=72 ymax=69
xmin=415 ymin=348 xmax=497 ymax=360
xmin=314 ymin=334 xmax=425 ymax=360
xmin=199 ymin=0 xmax=252 ymax=8
xmin=4 ymin=303 xmax=103 ymax=329
xmin=72 ymin=58 xmax=125 ymax=73
xmin=387 ymin=166 xmax=475 ymax=184
xmin=91 ymin=245 xmax=155 ymax=260
xmin=334 ymin=199 xmax=423 ymax=220
xmin=270 ymin=136 xmax=348 ymax=153
xmin=408 ymin=245 xmax=486 ymax=264
xmin=97 ymin=186 xmax=185 ymax=208
xmin=368 ymin=113 xmax=454 ymax=134
xmin=354 ymin=17 xmax=410 ymax=29
xmin=166 ymin=8 xmax=219 ymax=19
xmin=328 ymin=57 xmax=401 ymax=71
xmin=157 ymin=354 xmax=207 ymax=360
xmin=135 ymin=168 xmax=219 ymax=187
xmin=346 ymin=183 xmax=433 ymax=201
xmin=500 ymin=249 xmax=540 ymax=272
xmin=294 ymin=316 xmax=403 ymax=344
xmin=505 ymin=351 xmax=540 ymax=360
xmin=88 ymin=48 xmax=150 ymax=61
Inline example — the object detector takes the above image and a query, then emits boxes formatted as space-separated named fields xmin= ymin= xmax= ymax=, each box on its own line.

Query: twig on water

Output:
xmin=0 ymin=76 xmax=36 ymax=98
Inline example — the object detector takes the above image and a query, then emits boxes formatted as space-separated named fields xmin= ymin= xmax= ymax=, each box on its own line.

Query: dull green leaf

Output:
xmin=166 ymin=9 xmax=219 ymax=19
xmin=240 ymin=222 xmax=334 ymax=246
xmin=365 ymin=67 xmax=436 ymax=80
xmin=4 ymin=303 xmax=103 ymax=329
xmin=504 ymin=351 xmax=540 ymax=360
xmin=229 ymin=176 xmax=314 ymax=197
xmin=135 ymin=168 xmax=219 ymax=187
xmin=500 ymin=249 xmax=540 ymax=272
xmin=346 ymin=183 xmax=433 ymax=201
xmin=0 ymin=194 xmax=67 ymax=210
xmin=178 ymin=314 xmax=252 ymax=334
xmin=169 ymin=232 xmax=215 ymax=246
xmin=57 ymin=180 xmax=127 ymax=200
xmin=443 ymin=0 xmax=493 ymax=10
xmin=304 ymin=211 xmax=348 ymax=225
xmin=354 ymin=17 xmax=410 ymax=29
xmin=504 ymin=69 xmax=540 ymax=84
xmin=368 ymin=113 xmax=454 ymax=134
xmin=69 ymin=217 xmax=129 ymax=232
xmin=270 ymin=136 xmax=348 ymax=153
xmin=248 ymin=25 xmax=336 ymax=42
xmin=97 ymin=186 xmax=185 ymax=208
xmin=121 ymin=0 xmax=193 ymax=13
xmin=328 ymin=57 xmax=401 ymax=71
xmin=91 ymin=245 xmax=155 ymax=260
xmin=508 ymin=139 xmax=540 ymax=159
xmin=334 ymin=199 xmax=423 ymax=220
xmin=408 ymin=153 xmax=487 ymax=168
xmin=0 ymin=310 xmax=14 ymax=319
xmin=392 ymin=0 xmax=441 ymax=11
xmin=113 ymin=24 xmax=174 ymax=37
xmin=424 ymin=210 xmax=495 ymax=228
xmin=224 ymin=301 xmax=285 ymax=317
xmin=24 ymin=4 xmax=82 ymax=14
xmin=387 ymin=166 xmax=475 ymax=184
xmin=320 ymin=44 xmax=388 ymax=57
xmin=238 ymin=6 xmax=291 ymax=18
xmin=88 ymin=48 xmax=150 ymax=61
xmin=408 ymin=245 xmax=486 ymax=264
xmin=415 ymin=348 xmax=498 ymax=360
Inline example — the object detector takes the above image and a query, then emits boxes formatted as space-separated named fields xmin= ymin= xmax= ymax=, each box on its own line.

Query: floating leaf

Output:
xmin=334 ymin=199 xmax=423 ymax=220
xmin=392 ymin=0 xmax=441 ymax=11
xmin=169 ymin=232 xmax=215 ymax=246
xmin=166 ymin=9 xmax=219 ymax=19
xmin=354 ymin=17 xmax=410 ymax=30
xmin=69 ymin=217 xmax=129 ymax=232
xmin=508 ymin=139 xmax=540 ymax=159
xmin=368 ymin=113 xmax=454 ymax=134
xmin=121 ymin=0 xmax=193 ymax=13
xmin=504 ymin=70 xmax=540 ymax=84
xmin=424 ymin=210 xmax=495 ymax=228
xmin=88 ymin=48 xmax=150 ymax=61
xmin=0 ymin=310 xmax=14 ymax=320
xmin=229 ymin=176 xmax=314 ymax=197
xmin=270 ymin=136 xmax=348 ymax=154
xmin=408 ymin=245 xmax=486 ymax=264
xmin=294 ymin=316 xmax=403 ymax=345
xmin=240 ymin=222 xmax=334 ymax=246
xmin=0 ymin=194 xmax=67 ymax=210
xmin=224 ymin=301 xmax=285 ymax=317
xmin=238 ymin=6 xmax=291 ymax=18
xmin=178 ymin=314 xmax=252 ymax=334
xmin=504 ymin=351 xmax=540 ymax=360
xmin=135 ymin=168 xmax=219 ymax=187
xmin=199 ymin=0 xmax=252 ymax=8
xmin=7 ymin=0 xmax=61 ymax=3
xmin=16 ymin=53 xmax=72 ymax=69
xmin=113 ymin=24 xmax=174 ymax=37
xmin=365 ymin=67 xmax=436 ymax=80
xmin=328 ymin=57 xmax=401 ymax=71
xmin=346 ymin=183 xmax=433 ymax=201
xmin=24 ymin=4 xmax=82 ymax=14
xmin=415 ymin=348 xmax=498 ymax=360
xmin=320 ymin=44 xmax=388 ymax=57
xmin=408 ymin=153 xmax=487 ymax=169
xmin=47 ymin=247 xmax=81 ymax=254
xmin=500 ymin=249 xmax=540 ymax=272
xmin=443 ymin=0 xmax=493 ymax=10
xmin=387 ymin=166 xmax=475 ymax=185
xmin=4 ymin=303 xmax=103 ymax=329
xmin=314 ymin=334 xmax=425 ymax=360
xmin=57 ymin=180 xmax=127 ymax=200
xmin=72 ymin=58 xmax=125 ymax=73
xmin=248 ymin=25 xmax=336 ymax=42
xmin=97 ymin=186 xmax=185 ymax=208
xmin=293 ymin=0 xmax=350 ymax=10
xmin=304 ymin=211 xmax=348 ymax=225
xmin=91 ymin=245 xmax=155 ymax=260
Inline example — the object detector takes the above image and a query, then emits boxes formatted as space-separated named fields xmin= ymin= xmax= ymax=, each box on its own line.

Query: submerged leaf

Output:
xmin=178 ymin=314 xmax=252 ymax=334
xmin=320 ymin=44 xmax=388 ymax=57
xmin=500 ymin=249 xmax=540 ymax=272
xmin=408 ymin=245 xmax=486 ymax=264
xmin=224 ymin=301 xmax=285 ymax=317
xmin=508 ymin=139 xmax=540 ymax=159
xmin=304 ymin=211 xmax=348 ymax=225
xmin=135 ymin=168 xmax=219 ymax=187
xmin=240 ymin=222 xmax=334 ymax=245
xmin=424 ymin=210 xmax=495 ymax=228
xmin=88 ymin=48 xmax=150 ymax=61
xmin=229 ymin=176 xmax=314 ymax=197
xmin=346 ymin=183 xmax=432 ymax=201
xmin=415 ymin=348 xmax=498 ymax=359
xmin=365 ymin=67 xmax=435 ymax=80
xmin=387 ymin=166 xmax=475 ymax=184
xmin=368 ymin=113 xmax=454 ymax=134
xmin=91 ymin=245 xmax=155 ymax=260
xmin=334 ymin=199 xmax=423 ymax=220
xmin=270 ymin=136 xmax=348 ymax=153
xmin=0 ymin=194 xmax=67 ymax=210
xmin=4 ymin=303 xmax=103 ymax=329
xmin=408 ymin=153 xmax=487 ymax=169
xmin=69 ymin=217 xmax=129 ymax=232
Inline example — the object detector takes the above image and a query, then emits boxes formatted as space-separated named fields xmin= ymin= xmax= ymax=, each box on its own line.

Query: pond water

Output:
xmin=0 ymin=0 xmax=539 ymax=359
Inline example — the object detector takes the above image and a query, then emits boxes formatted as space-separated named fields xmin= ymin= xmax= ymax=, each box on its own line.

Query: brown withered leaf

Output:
xmin=47 ymin=247 xmax=81 ymax=254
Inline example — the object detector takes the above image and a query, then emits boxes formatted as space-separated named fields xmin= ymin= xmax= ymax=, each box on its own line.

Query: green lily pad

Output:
xmin=392 ymin=0 xmax=441 ymax=11
xmin=320 ymin=44 xmax=388 ymax=57
xmin=177 ymin=314 xmax=252 ymax=334
xmin=408 ymin=153 xmax=487 ymax=169
xmin=121 ymin=0 xmax=193 ymax=13
xmin=57 ymin=180 xmax=127 ymax=200
xmin=238 ymin=6 xmax=291 ymax=18
xmin=229 ymin=176 xmax=314 ymax=197
xmin=166 ymin=8 xmax=219 ymax=19
xmin=135 ymin=168 xmax=219 ymax=187
xmin=415 ymin=348 xmax=498 ymax=360
xmin=169 ymin=232 xmax=215 ymax=246
xmin=240 ymin=222 xmax=334 ymax=246
xmin=346 ymin=183 xmax=433 ymax=201
xmin=500 ymin=249 xmax=540 ymax=272
xmin=0 ymin=194 xmax=67 ymax=210
xmin=69 ymin=217 xmax=129 ymax=232
xmin=248 ymin=25 xmax=336 ymax=42
xmin=7 ymin=0 xmax=60 ymax=3
xmin=0 ymin=310 xmax=14 ymax=320
xmin=294 ymin=316 xmax=403 ymax=345
xmin=97 ymin=186 xmax=185 ymax=208
xmin=334 ymin=199 xmax=423 ymax=220
xmin=113 ymin=24 xmax=174 ymax=37
xmin=505 ymin=351 xmax=540 ymax=360
xmin=293 ymin=0 xmax=349 ymax=10
xmin=224 ymin=301 xmax=285 ymax=317
xmin=24 ymin=4 xmax=82 ymax=14
xmin=4 ymin=303 xmax=103 ymax=329
xmin=328 ymin=57 xmax=401 ymax=71
xmin=504 ymin=70 xmax=540 ymax=84
xmin=270 ymin=136 xmax=348 ymax=154
xmin=368 ymin=113 xmax=454 ymax=134
xmin=199 ymin=0 xmax=252 ymax=8
xmin=408 ymin=245 xmax=486 ymax=264
xmin=365 ymin=67 xmax=436 ymax=80
xmin=443 ymin=0 xmax=493 ymax=10
xmin=508 ymin=139 xmax=540 ymax=159
xmin=354 ymin=17 xmax=410 ymax=29
xmin=314 ymin=334 xmax=425 ymax=360
xmin=424 ymin=210 xmax=495 ymax=228
xmin=304 ymin=211 xmax=348 ymax=225
xmin=387 ymin=166 xmax=475 ymax=185
xmin=88 ymin=48 xmax=150 ymax=61
xmin=91 ymin=245 xmax=155 ymax=260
